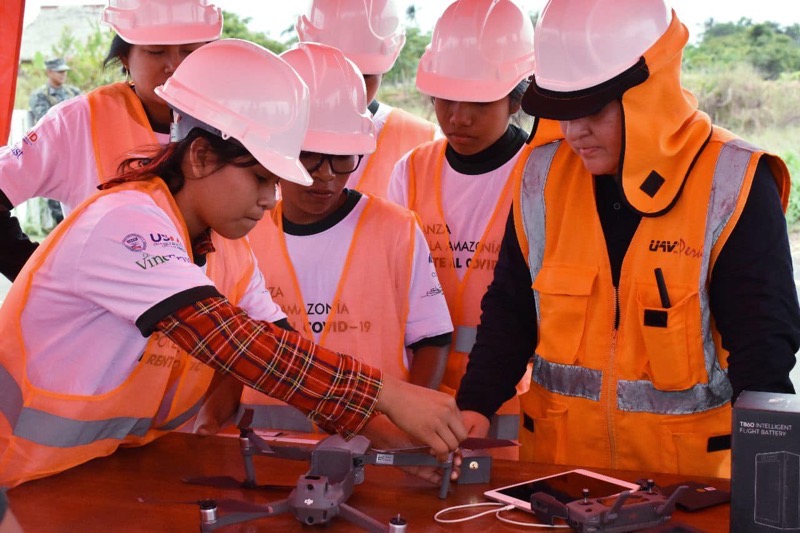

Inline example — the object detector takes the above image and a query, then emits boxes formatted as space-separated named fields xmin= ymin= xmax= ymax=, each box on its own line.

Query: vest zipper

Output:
xmin=607 ymin=287 xmax=620 ymax=469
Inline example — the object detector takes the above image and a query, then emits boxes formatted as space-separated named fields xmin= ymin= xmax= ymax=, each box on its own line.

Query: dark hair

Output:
xmin=102 ymin=129 xmax=259 ymax=194
xmin=509 ymin=77 xmax=531 ymax=109
xmin=509 ymin=77 xmax=532 ymax=127
xmin=103 ymin=34 xmax=133 ymax=75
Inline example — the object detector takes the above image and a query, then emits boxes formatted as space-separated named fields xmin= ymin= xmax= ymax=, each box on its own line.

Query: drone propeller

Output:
xmin=181 ymin=474 xmax=293 ymax=491
xmin=370 ymin=436 xmax=517 ymax=455
xmin=460 ymin=437 xmax=518 ymax=450
xmin=237 ymin=411 xmax=315 ymax=462
xmin=137 ymin=495 xmax=268 ymax=514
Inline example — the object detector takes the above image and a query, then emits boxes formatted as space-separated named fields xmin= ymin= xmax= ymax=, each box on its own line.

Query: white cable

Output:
xmin=434 ymin=502 xmax=571 ymax=527
xmin=434 ymin=502 xmax=515 ymax=523
xmin=495 ymin=507 xmax=570 ymax=528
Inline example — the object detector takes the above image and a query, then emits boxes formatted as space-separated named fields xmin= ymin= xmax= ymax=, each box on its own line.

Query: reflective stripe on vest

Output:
xmin=520 ymin=139 xmax=754 ymax=415
xmin=453 ymin=325 xmax=477 ymax=354
xmin=2 ymin=363 xmax=203 ymax=448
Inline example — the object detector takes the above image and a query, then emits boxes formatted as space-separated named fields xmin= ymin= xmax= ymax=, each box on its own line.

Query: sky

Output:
xmin=22 ymin=0 xmax=800 ymax=43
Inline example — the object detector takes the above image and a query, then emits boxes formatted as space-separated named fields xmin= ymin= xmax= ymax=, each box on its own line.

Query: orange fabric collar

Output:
xmin=619 ymin=11 xmax=712 ymax=216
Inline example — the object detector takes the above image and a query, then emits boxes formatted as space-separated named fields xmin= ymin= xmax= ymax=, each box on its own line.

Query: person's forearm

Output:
xmin=408 ymin=344 xmax=449 ymax=389
xmin=456 ymin=210 xmax=537 ymax=419
xmin=0 ymin=206 xmax=39 ymax=281
xmin=156 ymin=296 xmax=382 ymax=437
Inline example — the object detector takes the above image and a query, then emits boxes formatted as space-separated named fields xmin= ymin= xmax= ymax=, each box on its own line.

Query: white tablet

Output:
xmin=484 ymin=468 xmax=640 ymax=513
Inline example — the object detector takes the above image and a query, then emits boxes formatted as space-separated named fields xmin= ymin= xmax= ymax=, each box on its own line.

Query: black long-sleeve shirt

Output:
xmin=457 ymin=158 xmax=800 ymax=419
xmin=0 ymin=190 xmax=38 ymax=281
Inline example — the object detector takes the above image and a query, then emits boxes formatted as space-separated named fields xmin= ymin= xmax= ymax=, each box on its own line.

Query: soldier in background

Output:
xmin=27 ymin=57 xmax=82 ymax=228
xmin=29 ymin=57 xmax=81 ymax=124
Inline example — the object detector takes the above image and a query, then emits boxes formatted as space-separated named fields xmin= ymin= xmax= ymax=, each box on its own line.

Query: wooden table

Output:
xmin=7 ymin=432 xmax=729 ymax=532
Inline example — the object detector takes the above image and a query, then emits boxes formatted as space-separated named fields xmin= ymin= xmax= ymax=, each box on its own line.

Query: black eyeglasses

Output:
xmin=300 ymin=152 xmax=364 ymax=175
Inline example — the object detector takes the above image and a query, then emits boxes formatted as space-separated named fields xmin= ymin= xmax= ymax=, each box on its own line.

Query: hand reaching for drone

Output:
xmin=361 ymin=414 xmax=463 ymax=485
xmin=460 ymin=410 xmax=491 ymax=439
xmin=375 ymin=375 xmax=467 ymax=462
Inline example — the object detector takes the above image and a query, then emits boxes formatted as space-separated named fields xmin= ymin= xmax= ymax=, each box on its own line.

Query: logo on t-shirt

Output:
xmin=150 ymin=233 xmax=185 ymax=251
xmin=122 ymin=233 xmax=147 ymax=252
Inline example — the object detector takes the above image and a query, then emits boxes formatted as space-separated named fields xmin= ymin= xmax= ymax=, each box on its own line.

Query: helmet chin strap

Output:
xmin=169 ymin=106 xmax=228 ymax=143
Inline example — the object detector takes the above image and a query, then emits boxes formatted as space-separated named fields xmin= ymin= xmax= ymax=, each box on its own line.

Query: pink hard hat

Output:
xmin=522 ymin=0 xmax=670 ymax=120
xmin=281 ymin=43 xmax=376 ymax=156
xmin=155 ymin=39 xmax=313 ymax=186
xmin=102 ymin=0 xmax=223 ymax=45
xmin=296 ymin=0 xmax=406 ymax=75
xmin=416 ymin=0 xmax=536 ymax=103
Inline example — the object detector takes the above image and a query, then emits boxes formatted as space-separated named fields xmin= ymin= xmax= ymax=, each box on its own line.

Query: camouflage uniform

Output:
xmin=29 ymin=83 xmax=82 ymax=124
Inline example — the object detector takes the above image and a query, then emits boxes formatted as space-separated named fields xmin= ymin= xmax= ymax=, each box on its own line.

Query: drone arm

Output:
xmin=363 ymin=452 xmax=442 ymax=467
xmin=199 ymin=500 xmax=291 ymax=532
xmin=240 ymin=434 xmax=259 ymax=487
xmin=363 ymin=452 xmax=453 ymax=499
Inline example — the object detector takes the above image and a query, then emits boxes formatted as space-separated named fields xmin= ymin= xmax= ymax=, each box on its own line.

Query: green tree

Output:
xmin=221 ymin=10 xmax=287 ymax=54
xmin=384 ymin=26 xmax=430 ymax=86
xmin=684 ymin=18 xmax=800 ymax=80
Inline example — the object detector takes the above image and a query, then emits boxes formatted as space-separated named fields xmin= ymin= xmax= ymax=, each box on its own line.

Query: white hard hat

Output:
xmin=416 ymin=0 xmax=535 ymax=102
xmin=296 ymin=0 xmax=406 ymax=75
xmin=155 ymin=39 xmax=313 ymax=186
xmin=522 ymin=0 xmax=670 ymax=120
xmin=281 ymin=43 xmax=376 ymax=156
xmin=102 ymin=0 xmax=223 ymax=45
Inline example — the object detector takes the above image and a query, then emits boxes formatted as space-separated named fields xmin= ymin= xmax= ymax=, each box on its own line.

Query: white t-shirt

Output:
xmin=284 ymin=194 xmax=452 ymax=346
xmin=387 ymin=147 xmax=524 ymax=280
xmin=0 ymin=95 xmax=168 ymax=211
xmin=23 ymin=190 xmax=284 ymax=395
xmin=3 ymin=96 xmax=104 ymax=209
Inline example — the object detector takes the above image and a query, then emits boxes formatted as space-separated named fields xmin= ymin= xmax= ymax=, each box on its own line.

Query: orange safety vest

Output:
xmin=0 ymin=179 xmax=255 ymax=487
xmin=408 ymin=139 xmax=531 ymax=389
xmin=513 ymin=130 xmax=790 ymax=477
xmin=354 ymin=108 xmax=436 ymax=199
xmin=87 ymin=82 xmax=159 ymax=183
xmin=240 ymin=196 xmax=416 ymax=431
xmin=406 ymin=139 xmax=533 ymax=437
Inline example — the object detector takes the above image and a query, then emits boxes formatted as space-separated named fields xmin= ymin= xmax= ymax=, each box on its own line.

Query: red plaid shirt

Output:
xmin=156 ymin=297 xmax=382 ymax=437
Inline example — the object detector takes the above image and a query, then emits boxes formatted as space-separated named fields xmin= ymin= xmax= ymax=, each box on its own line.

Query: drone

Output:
xmin=187 ymin=409 xmax=492 ymax=532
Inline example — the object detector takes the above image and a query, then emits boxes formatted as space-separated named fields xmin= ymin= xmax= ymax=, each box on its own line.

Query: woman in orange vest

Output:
xmin=0 ymin=0 xmax=223 ymax=281
xmin=456 ymin=0 xmax=800 ymax=477
xmin=200 ymin=43 xmax=453 ymax=436
xmin=0 ymin=39 xmax=465 ymax=488
xmin=387 ymin=0 xmax=560 ymax=440
xmin=295 ymin=0 xmax=438 ymax=198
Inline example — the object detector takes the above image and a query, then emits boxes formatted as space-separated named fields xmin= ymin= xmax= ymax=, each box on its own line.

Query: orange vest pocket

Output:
xmin=532 ymin=264 xmax=597 ymax=365
xmin=518 ymin=388 xmax=568 ymax=465
xmin=635 ymin=283 xmax=705 ymax=391
xmin=659 ymin=407 xmax=732 ymax=478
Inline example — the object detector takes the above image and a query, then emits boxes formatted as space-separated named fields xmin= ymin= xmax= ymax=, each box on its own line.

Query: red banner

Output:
xmin=0 ymin=0 xmax=25 ymax=144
